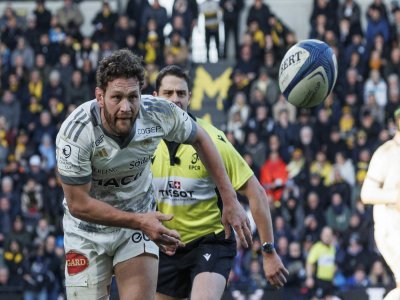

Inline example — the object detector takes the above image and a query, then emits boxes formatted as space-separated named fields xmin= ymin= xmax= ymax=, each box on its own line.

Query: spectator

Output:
xmin=243 ymin=131 xmax=267 ymax=169
xmin=125 ymin=0 xmax=149 ymax=37
xmin=220 ymin=0 xmax=244 ymax=59
xmin=247 ymin=0 xmax=271 ymax=34
xmin=65 ymin=69 xmax=91 ymax=106
xmin=172 ymin=0 xmax=199 ymax=43
xmin=163 ymin=30 xmax=189 ymax=68
xmin=333 ymin=151 xmax=356 ymax=186
xmin=306 ymin=226 xmax=336 ymax=299
xmin=0 ymin=89 xmax=20 ymax=132
xmin=284 ymin=241 xmax=307 ymax=300
xmin=260 ymin=150 xmax=288 ymax=203
xmin=199 ymin=0 xmax=222 ymax=60
xmin=91 ymin=1 xmax=118 ymax=43
xmin=325 ymin=192 xmax=351 ymax=234
xmin=55 ymin=0 xmax=84 ymax=38
xmin=368 ymin=259 xmax=393 ymax=288
xmin=3 ymin=239 xmax=24 ymax=287
xmin=32 ymin=0 xmax=52 ymax=35
xmin=281 ymin=195 xmax=305 ymax=239
xmin=114 ymin=15 xmax=136 ymax=49
xmin=141 ymin=0 xmax=168 ymax=45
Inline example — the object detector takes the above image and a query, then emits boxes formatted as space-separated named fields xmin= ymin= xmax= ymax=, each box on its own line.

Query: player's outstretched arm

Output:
xmin=189 ymin=124 xmax=252 ymax=248
xmin=238 ymin=176 xmax=289 ymax=288
xmin=360 ymin=176 xmax=398 ymax=205
xmin=62 ymin=182 xmax=184 ymax=250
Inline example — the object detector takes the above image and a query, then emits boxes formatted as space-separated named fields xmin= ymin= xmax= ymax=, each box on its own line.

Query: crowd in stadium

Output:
xmin=0 ymin=0 xmax=399 ymax=299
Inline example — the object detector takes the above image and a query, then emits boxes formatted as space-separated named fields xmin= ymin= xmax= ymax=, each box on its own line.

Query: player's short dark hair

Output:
xmin=155 ymin=65 xmax=190 ymax=93
xmin=96 ymin=49 xmax=144 ymax=91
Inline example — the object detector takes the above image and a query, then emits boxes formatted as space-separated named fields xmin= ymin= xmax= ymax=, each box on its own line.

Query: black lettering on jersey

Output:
xmin=131 ymin=232 xmax=151 ymax=243
xmin=137 ymin=126 xmax=161 ymax=135
xmin=217 ymin=135 xmax=226 ymax=143
xmin=103 ymin=178 xmax=119 ymax=187
xmin=92 ymin=171 xmax=143 ymax=187
xmin=132 ymin=232 xmax=142 ymax=243
xmin=129 ymin=156 xmax=152 ymax=169
xmin=159 ymin=189 xmax=194 ymax=198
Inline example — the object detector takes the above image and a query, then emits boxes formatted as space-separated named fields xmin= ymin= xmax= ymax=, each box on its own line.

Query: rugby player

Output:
xmin=361 ymin=107 xmax=400 ymax=300
xmin=56 ymin=50 xmax=252 ymax=300
xmin=152 ymin=65 xmax=288 ymax=300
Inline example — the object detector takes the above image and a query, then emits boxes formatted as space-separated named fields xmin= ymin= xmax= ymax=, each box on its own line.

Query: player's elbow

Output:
xmin=66 ymin=195 xmax=90 ymax=219
xmin=359 ymin=185 xmax=370 ymax=204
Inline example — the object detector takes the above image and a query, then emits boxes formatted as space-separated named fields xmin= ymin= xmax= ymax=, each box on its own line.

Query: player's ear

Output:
xmin=95 ymin=87 xmax=105 ymax=107
xmin=152 ymin=91 xmax=158 ymax=97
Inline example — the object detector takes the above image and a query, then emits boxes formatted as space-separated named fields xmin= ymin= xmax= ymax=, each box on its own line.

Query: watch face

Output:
xmin=262 ymin=242 xmax=274 ymax=253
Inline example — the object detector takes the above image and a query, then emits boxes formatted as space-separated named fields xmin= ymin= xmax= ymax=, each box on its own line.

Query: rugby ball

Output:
xmin=279 ymin=39 xmax=337 ymax=108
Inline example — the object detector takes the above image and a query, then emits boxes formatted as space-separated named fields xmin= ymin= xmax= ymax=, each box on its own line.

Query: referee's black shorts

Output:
xmin=157 ymin=231 xmax=237 ymax=298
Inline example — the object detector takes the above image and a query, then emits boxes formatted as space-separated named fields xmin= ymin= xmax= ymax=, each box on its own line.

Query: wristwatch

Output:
xmin=262 ymin=242 xmax=275 ymax=254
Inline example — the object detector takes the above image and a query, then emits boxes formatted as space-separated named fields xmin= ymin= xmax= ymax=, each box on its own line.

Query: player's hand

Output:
xmin=221 ymin=199 xmax=252 ymax=248
xmin=262 ymin=252 xmax=289 ymax=289
xmin=139 ymin=212 xmax=185 ymax=253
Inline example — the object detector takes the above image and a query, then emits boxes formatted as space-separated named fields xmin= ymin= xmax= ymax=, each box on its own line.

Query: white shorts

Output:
xmin=63 ymin=217 xmax=159 ymax=289
xmin=375 ymin=225 xmax=400 ymax=283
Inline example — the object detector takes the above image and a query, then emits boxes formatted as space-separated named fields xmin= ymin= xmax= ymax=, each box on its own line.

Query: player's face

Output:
xmin=96 ymin=77 xmax=140 ymax=137
xmin=154 ymin=75 xmax=190 ymax=111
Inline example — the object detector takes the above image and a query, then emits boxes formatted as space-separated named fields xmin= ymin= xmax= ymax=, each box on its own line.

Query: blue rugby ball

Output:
xmin=279 ymin=39 xmax=337 ymax=108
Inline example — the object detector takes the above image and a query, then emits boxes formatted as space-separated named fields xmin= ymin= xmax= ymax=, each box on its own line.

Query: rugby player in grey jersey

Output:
xmin=56 ymin=49 xmax=252 ymax=300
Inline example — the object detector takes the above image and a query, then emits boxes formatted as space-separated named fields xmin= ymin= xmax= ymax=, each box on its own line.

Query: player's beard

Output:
xmin=103 ymin=103 xmax=135 ymax=137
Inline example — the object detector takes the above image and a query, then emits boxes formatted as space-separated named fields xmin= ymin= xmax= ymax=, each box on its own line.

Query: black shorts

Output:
xmin=157 ymin=231 xmax=237 ymax=298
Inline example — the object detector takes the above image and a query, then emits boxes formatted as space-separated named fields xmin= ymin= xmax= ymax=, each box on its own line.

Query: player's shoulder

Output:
xmin=375 ymin=139 xmax=398 ymax=155
xmin=141 ymin=94 xmax=174 ymax=115
xmin=197 ymin=118 xmax=229 ymax=144
xmin=57 ymin=100 xmax=95 ymax=145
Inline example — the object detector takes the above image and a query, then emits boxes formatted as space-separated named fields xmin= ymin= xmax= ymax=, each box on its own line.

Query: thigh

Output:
xmin=64 ymin=231 xmax=113 ymax=298
xmin=157 ymin=251 xmax=193 ymax=299
xmin=375 ymin=226 xmax=400 ymax=283
xmin=191 ymin=272 xmax=226 ymax=300
xmin=114 ymin=254 xmax=159 ymax=300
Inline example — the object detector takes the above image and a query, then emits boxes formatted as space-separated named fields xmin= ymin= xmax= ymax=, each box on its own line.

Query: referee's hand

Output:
xmin=221 ymin=200 xmax=252 ymax=248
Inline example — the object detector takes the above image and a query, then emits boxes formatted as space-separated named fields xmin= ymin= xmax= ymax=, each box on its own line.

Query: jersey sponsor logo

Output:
xmin=92 ymin=167 xmax=118 ymax=175
xmin=62 ymin=145 xmax=72 ymax=158
xmin=160 ymin=181 xmax=194 ymax=198
xmin=92 ymin=170 xmax=143 ymax=187
xmin=168 ymin=180 xmax=181 ymax=189
xmin=189 ymin=153 xmax=201 ymax=170
xmin=94 ymin=148 xmax=108 ymax=158
xmin=95 ymin=134 xmax=104 ymax=146
xmin=203 ymin=253 xmax=211 ymax=261
xmin=131 ymin=232 xmax=151 ymax=243
xmin=137 ymin=126 xmax=161 ymax=135
xmin=57 ymin=142 xmax=80 ymax=172
xmin=217 ymin=135 xmax=226 ymax=143
xmin=129 ymin=155 xmax=152 ymax=169
xmin=66 ymin=251 xmax=89 ymax=275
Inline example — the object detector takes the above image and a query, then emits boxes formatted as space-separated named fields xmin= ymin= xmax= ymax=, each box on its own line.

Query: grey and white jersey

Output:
xmin=56 ymin=95 xmax=197 ymax=232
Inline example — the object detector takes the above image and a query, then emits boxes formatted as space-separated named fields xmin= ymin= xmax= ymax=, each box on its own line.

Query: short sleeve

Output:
xmin=366 ymin=146 xmax=387 ymax=185
xmin=56 ymin=113 xmax=93 ymax=185
xmin=201 ymin=121 xmax=253 ymax=191
xmin=143 ymin=97 xmax=197 ymax=144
